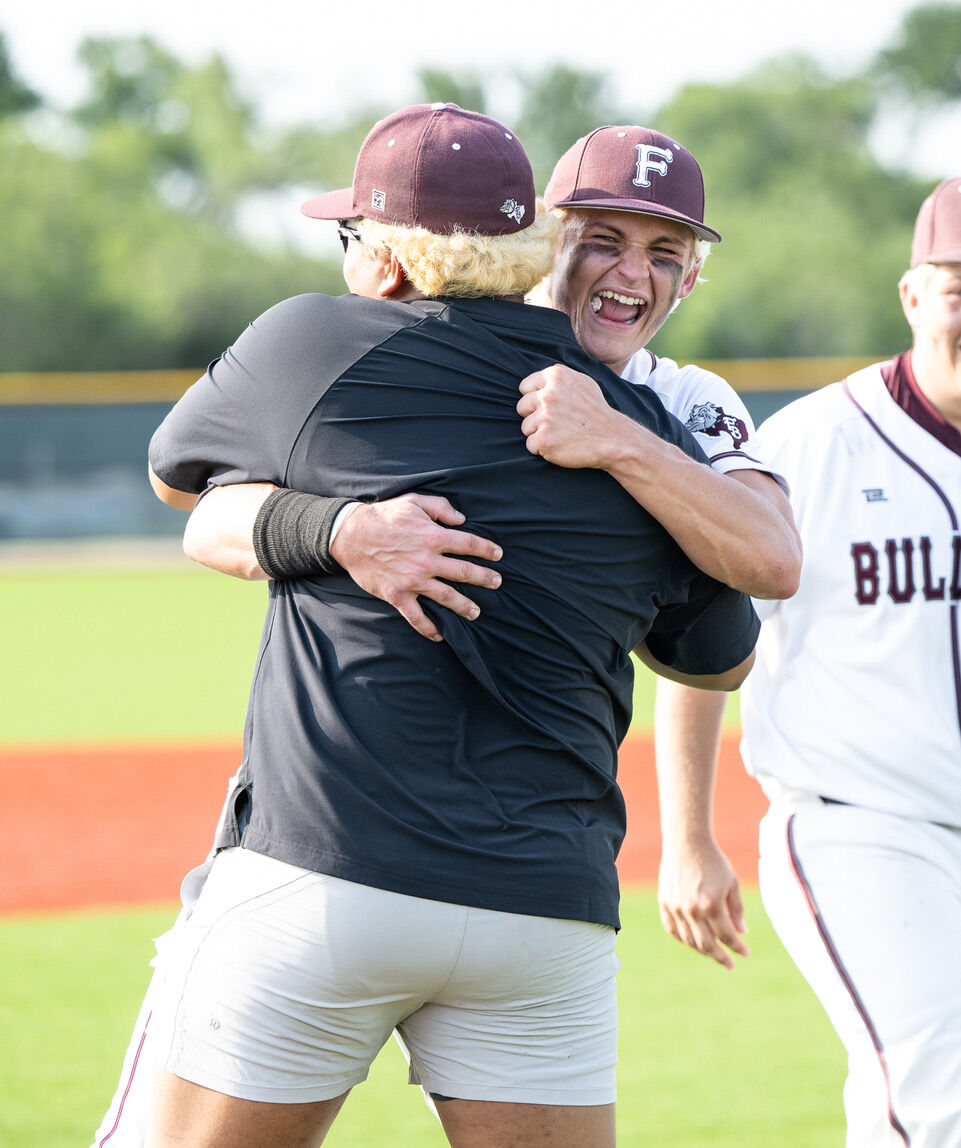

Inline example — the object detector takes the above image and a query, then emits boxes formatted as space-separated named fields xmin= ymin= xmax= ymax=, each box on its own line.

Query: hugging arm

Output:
xmin=180 ymin=484 xmax=504 ymax=642
xmin=518 ymin=364 xmax=800 ymax=599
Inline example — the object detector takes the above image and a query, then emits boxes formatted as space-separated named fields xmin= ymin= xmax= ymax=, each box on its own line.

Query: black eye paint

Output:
xmin=665 ymin=259 xmax=684 ymax=295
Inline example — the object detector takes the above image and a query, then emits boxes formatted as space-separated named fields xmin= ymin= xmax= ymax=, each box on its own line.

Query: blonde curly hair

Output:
xmin=356 ymin=200 xmax=560 ymax=299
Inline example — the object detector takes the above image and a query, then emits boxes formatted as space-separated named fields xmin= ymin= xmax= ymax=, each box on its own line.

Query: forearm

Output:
xmin=182 ymin=483 xmax=277 ymax=579
xmin=654 ymin=678 xmax=728 ymax=849
xmin=518 ymin=364 xmax=800 ymax=598
xmin=654 ymin=676 xmax=750 ymax=967
xmin=604 ymin=419 xmax=800 ymax=599
xmin=180 ymin=484 xmax=504 ymax=640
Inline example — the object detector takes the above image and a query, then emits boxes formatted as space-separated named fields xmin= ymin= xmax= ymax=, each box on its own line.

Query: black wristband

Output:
xmin=252 ymin=489 xmax=355 ymax=579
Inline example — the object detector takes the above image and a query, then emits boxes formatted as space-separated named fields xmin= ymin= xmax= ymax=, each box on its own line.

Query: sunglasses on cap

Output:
xmin=337 ymin=220 xmax=363 ymax=253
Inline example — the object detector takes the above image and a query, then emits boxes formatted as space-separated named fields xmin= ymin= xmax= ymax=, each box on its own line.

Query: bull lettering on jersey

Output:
xmin=852 ymin=542 xmax=881 ymax=604
xmin=885 ymin=538 xmax=915 ymax=603
xmin=920 ymin=536 xmax=946 ymax=600
xmin=684 ymin=402 xmax=748 ymax=448
xmin=634 ymin=144 xmax=674 ymax=188
xmin=851 ymin=535 xmax=961 ymax=605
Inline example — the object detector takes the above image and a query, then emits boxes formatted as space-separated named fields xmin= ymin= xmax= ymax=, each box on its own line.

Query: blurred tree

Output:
xmin=0 ymin=8 xmax=959 ymax=372
xmin=0 ymin=119 xmax=341 ymax=371
xmin=74 ymin=37 xmax=282 ymax=222
xmin=0 ymin=32 xmax=39 ymax=117
xmin=417 ymin=68 xmax=487 ymax=113
xmin=874 ymin=1 xmax=961 ymax=99
xmin=648 ymin=55 xmax=929 ymax=360
xmin=266 ymin=107 xmax=384 ymax=199
xmin=0 ymin=35 xmax=343 ymax=370
xmin=513 ymin=64 xmax=624 ymax=190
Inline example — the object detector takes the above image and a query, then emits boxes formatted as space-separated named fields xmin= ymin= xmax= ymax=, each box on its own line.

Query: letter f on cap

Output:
xmin=634 ymin=144 xmax=674 ymax=188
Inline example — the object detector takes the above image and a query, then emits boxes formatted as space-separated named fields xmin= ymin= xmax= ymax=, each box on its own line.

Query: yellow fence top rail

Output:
xmin=694 ymin=356 xmax=881 ymax=391
xmin=0 ymin=357 xmax=885 ymax=405
xmin=0 ymin=370 xmax=201 ymax=405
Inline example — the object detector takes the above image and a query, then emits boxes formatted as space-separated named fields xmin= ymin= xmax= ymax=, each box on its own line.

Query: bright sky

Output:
xmin=0 ymin=0 xmax=956 ymax=175
xmin=0 ymin=0 xmax=943 ymax=114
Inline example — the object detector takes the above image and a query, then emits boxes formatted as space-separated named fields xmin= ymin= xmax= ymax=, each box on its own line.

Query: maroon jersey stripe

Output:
xmin=785 ymin=815 xmax=911 ymax=1146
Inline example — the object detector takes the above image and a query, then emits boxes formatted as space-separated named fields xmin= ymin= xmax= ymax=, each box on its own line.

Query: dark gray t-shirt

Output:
xmin=150 ymin=293 xmax=758 ymax=928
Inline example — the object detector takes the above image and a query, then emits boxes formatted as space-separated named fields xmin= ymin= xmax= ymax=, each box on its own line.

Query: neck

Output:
xmin=911 ymin=341 xmax=961 ymax=431
xmin=391 ymin=282 xmax=425 ymax=302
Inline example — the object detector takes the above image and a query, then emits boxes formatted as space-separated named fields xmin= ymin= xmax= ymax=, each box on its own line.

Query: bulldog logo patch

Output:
xmin=685 ymin=402 xmax=748 ymax=448
xmin=500 ymin=198 xmax=525 ymax=224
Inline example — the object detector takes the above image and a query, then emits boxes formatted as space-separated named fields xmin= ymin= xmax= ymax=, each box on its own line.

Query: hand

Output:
xmin=331 ymin=493 xmax=503 ymax=642
xmin=517 ymin=364 xmax=629 ymax=470
xmin=657 ymin=839 xmax=750 ymax=970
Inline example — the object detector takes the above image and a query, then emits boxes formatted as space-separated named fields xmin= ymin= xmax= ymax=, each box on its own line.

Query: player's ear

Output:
xmin=677 ymin=258 xmax=701 ymax=301
xmin=377 ymin=251 xmax=409 ymax=299
xmin=898 ymin=273 xmax=920 ymax=330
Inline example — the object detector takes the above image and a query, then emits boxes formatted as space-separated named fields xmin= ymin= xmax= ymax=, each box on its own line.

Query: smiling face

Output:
xmin=546 ymin=208 xmax=701 ymax=375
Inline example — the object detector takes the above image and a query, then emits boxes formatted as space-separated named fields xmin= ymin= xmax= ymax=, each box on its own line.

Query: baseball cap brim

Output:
xmin=301 ymin=187 xmax=357 ymax=220
xmin=915 ymin=246 xmax=961 ymax=267
xmin=551 ymin=194 xmax=722 ymax=243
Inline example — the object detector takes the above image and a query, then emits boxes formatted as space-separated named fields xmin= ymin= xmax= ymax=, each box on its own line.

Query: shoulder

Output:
xmin=592 ymin=364 xmax=706 ymax=459
xmin=625 ymin=354 xmax=754 ymax=436
xmin=239 ymin=292 xmax=433 ymax=370
xmin=247 ymin=292 xmax=385 ymax=335
xmin=760 ymin=370 xmax=884 ymax=441
xmin=626 ymin=353 xmax=736 ymax=413
xmin=665 ymin=363 xmax=752 ymax=431
xmin=250 ymin=292 xmax=346 ymax=325
xmin=842 ymin=359 xmax=896 ymax=414
xmin=632 ymin=356 xmax=776 ymax=473
xmin=234 ymin=293 xmax=348 ymax=354
xmin=757 ymin=371 xmax=887 ymax=470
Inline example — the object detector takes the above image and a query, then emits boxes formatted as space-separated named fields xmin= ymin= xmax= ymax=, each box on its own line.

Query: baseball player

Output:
xmin=95 ymin=104 xmax=758 ymax=1148
xmin=181 ymin=128 xmax=800 ymax=977
xmin=92 ymin=123 xmax=796 ymax=1146
xmin=669 ymin=178 xmax=961 ymax=1145
xmin=181 ymin=125 xmax=800 ymax=615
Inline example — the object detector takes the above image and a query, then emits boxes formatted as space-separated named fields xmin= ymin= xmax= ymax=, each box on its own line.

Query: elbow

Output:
xmin=752 ymin=550 xmax=801 ymax=601
xmin=181 ymin=517 xmax=215 ymax=570
xmin=182 ymin=513 xmax=264 ymax=580
xmin=742 ymin=535 xmax=802 ymax=601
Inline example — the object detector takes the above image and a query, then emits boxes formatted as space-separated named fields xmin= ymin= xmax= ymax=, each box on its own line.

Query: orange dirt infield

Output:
xmin=0 ymin=734 xmax=767 ymax=914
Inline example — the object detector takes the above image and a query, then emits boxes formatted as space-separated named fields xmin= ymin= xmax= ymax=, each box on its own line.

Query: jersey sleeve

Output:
xmin=645 ymin=577 xmax=760 ymax=676
xmin=642 ymin=358 xmax=788 ymax=489
xmin=148 ymin=295 xmax=338 ymax=495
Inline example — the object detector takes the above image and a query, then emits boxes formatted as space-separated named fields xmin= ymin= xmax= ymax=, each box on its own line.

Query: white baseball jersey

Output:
xmin=741 ymin=354 xmax=961 ymax=824
xmin=622 ymin=349 xmax=778 ymax=480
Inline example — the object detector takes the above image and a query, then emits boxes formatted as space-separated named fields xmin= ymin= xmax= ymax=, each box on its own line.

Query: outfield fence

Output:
xmin=0 ymin=358 xmax=880 ymax=541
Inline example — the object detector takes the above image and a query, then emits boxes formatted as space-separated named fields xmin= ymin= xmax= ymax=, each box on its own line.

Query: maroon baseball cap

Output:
xmin=301 ymin=103 xmax=535 ymax=235
xmin=910 ymin=177 xmax=961 ymax=267
xmin=544 ymin=125 xmax=721 ymax=243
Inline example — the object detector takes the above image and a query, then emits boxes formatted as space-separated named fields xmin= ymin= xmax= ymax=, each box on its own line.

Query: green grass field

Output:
xmin=0 ymin=890 xmax=845 ymax=1148
xmin=0 ymin=560 xmax=739 ymax=745
xmin=0 ymin=558 xmax=840 ymax=1146
xmin=0 ymin=563 xmax=268 ymax=745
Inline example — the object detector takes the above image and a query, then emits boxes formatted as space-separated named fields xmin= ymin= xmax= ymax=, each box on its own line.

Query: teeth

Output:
xmin=591 ymin=290 xmax=645 ymax=310
xmin=603 ymin=290 xmax=644 ymax=306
